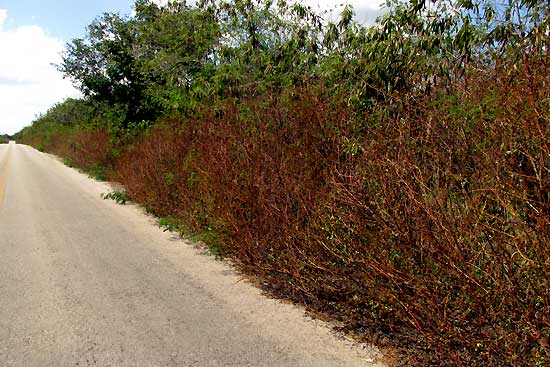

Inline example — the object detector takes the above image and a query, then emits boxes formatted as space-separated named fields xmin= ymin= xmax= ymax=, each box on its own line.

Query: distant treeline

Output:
xmin=15 ymin=1 xmax=550 ymax=366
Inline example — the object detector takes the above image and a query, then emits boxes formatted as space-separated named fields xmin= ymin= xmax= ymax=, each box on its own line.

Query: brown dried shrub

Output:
xmin=115 ymin=62 xmax=549 ymax=365
xmin=32 ymin=59 xmax=550 ymax=365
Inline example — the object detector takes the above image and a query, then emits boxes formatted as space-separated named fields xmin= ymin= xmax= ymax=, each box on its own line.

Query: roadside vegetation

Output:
xmin=15 ymin=0 xmax=549 ymax=365
xmin=0 ymin=135 xmax=10 ymax=144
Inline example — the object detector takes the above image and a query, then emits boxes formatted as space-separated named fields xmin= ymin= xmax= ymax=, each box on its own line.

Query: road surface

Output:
xmin=0 ymin=142 xmax=384 ymax=367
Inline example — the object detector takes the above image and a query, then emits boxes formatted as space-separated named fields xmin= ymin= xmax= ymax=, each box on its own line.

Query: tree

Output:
xmin=132 ymin=0 xmax=220 ymax=112
xmin=60 ymin=12 xmax=160 ymax=130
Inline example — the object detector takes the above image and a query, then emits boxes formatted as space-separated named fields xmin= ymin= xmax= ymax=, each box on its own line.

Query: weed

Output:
xmin=63 ymin=158 xmax=74 ymax=167
xmin=158 ymin=216 xmax=183 ymax=234
xmin=190 ymin=227 xmax=225 ymax=259
xmin=101 ymin=190 xmax=129 ymax=205
xmin=89 ymin=165 xmax=107 ymax=181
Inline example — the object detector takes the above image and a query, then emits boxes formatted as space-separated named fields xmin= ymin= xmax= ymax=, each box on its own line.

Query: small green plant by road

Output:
xmin=101 ymin=190 xmax=129 ymax=205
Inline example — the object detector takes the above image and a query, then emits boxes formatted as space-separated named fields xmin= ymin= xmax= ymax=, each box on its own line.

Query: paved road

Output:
xmin=0 ymin=142 xmax=384 ymax=367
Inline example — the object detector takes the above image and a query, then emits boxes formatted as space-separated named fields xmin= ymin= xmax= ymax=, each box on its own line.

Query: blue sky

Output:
xmin=0 ymin=0 xmax=135 ymax=41
xmin=0 ymin=0 xmax=383 ymax=135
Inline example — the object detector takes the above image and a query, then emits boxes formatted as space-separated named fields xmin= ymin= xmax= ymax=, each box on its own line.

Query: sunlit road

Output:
xmin=0 ymin=142 xmax=383 ymax=367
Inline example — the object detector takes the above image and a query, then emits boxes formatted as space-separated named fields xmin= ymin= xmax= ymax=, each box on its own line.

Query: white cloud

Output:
xmin=303 ymin=0 xmax=385 ymax=24
xmin=145 ymin=0 xmax=384 ymax=24
xmin=308 ymin=0 xmax=383 ymax=11
xmin=0 ymin=9 xmax=79 ymax=135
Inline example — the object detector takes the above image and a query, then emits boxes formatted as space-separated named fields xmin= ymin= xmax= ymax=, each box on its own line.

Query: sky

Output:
xmin=0 ymin=0 xmax=384 ymax=135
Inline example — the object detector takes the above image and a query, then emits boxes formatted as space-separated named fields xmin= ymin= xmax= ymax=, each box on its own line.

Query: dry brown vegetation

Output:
xmin=123 ymin=66 xmax=549 ymax=366
xmin=15 ymin=0 xmax=550 ymax=364
xmin=30 ymin=59 xmax=549 ymax=365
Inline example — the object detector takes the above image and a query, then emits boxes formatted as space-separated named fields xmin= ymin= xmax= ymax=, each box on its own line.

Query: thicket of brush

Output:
xmin=16 ymin=0 xmax=549 ymax=365
xmin=0 ymin=134 xmax=11 ymax=144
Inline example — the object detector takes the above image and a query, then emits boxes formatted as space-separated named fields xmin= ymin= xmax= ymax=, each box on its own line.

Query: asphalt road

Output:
xmin=0 ymin=142 xmax=384 ymax=367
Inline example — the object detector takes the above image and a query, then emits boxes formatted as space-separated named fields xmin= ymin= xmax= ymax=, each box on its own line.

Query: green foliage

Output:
xmin=21 ymin=0 xmax=549 ymax=138
xmin=158 ymin=215 xmax=225 ymax=258
xmin=14 ymin=98 xmax=99 ymax=147
xmin=158 ymin=216 xmax=183 ymax=233
xmin=63 ymin=158 xmax=74 ymax=167
xmin=89 ymin=165 xmax=108 ymax=181
xmin=133 ymin=0 xmax=219 ymax=112
xmin=56 ymin=0 xmax=327 ymax=130
xmin=212 ymin=0 xmax=324 ymax=93
xmin=190 ymin=226 xmax=225 ymax=259
xmin=101 ymin=190 xmax=129 ymax=204
xmin=60 ymin=13 xmax=162 ymax=129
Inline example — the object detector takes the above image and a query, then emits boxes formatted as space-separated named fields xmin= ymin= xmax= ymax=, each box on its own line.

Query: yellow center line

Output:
xmin=0 ymin=143 xmax=13 ymax=208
